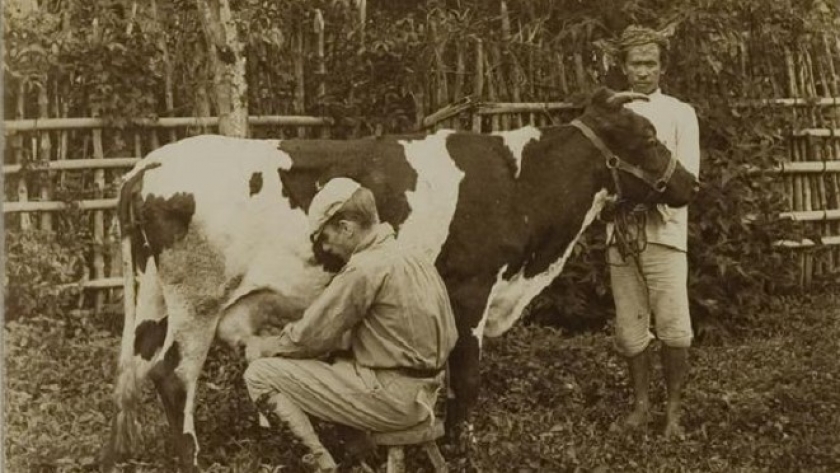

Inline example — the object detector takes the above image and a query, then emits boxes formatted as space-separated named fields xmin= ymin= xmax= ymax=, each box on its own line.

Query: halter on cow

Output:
xmin=570 ymin=116 xmax=678 ymax=198
xmin=102 ymin=87 xmax=698 ymax=471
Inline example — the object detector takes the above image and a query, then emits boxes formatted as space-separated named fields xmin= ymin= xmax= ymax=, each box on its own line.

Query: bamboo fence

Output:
xmin=3 ymin=116 xmax=334 ymax=312
xmin=418 ymin=33 xmax=840 ymax=289
xmin=5 ymin=6 xmax=840 ymax=310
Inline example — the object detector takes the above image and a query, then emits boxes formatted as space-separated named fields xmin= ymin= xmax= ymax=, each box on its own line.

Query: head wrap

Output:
xmin=617 ymin=25 xmax=670 ymax=53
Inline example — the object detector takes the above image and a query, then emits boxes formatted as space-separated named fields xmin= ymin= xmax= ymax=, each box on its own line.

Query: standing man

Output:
xmin=243 ymin=177 xmax=458 ymax=471
xmin=608 ymin=25 xmax=700 ymax=439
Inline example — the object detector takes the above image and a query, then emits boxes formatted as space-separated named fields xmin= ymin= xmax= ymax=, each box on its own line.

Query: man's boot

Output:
xmin=623 ymin=346 xmax=652 ymax=430
xmin=661 ymin=345 xmax=689 ymax=440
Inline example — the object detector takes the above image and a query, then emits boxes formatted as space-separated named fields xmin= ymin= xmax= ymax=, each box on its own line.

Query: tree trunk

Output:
xmin=195 ymin=0 xmax=248 ymax=137
xmin=151 ymin=0 xmax=177 ymax=143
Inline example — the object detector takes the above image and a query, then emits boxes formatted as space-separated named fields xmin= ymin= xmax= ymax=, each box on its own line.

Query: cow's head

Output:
xmin=576 ymin=87 xmax=699 ymax=207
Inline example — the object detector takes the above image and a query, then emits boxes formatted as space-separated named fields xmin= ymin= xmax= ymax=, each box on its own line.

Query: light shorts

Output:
xmin=608 ymin=243 xmax=693 ymax=357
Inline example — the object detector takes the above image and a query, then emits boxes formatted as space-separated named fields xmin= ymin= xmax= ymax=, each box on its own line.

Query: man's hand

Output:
xmin=655 ymin=203 xmax=678 ymax=222
xmin=245 ymin=336 xmax=281 ymax=363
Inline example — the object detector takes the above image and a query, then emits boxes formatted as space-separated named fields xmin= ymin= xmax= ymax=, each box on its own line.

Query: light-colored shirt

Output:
xmin=263 ymin=223 xmax=458 ymax=370
xmin=618 ymin=89 xmax=701 ymax=252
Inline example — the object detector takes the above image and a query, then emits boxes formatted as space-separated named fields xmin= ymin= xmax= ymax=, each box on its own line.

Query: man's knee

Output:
xmin=659 ymin=331 xmax=693 ymax=349
xmin=243 ymin=358 xmax=289 ymax=398
xmin=615 ymin=330 xmax=653 ymax=357
xmin=615 ymin=313 xmax=654 ymax=357
xmin=655 ymin=312 xmax=693 ymax=349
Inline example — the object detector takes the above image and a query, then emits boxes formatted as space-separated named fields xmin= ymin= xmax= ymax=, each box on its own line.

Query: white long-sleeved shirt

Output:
xmin=617 ymin=89 xmax=701 ymax=252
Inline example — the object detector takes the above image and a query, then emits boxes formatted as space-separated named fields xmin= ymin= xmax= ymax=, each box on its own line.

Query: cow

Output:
xmin=103 ymin=87 xmax=699 ymax=471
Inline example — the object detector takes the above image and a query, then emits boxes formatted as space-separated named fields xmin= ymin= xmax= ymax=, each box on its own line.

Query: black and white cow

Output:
xmin=103 ymin=88 xmax=698 ymax=471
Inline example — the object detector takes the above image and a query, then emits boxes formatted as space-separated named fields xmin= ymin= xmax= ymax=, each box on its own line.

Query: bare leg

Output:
xmin=661 ymin=345 xmax=689 ymax=439
xmin=624 ymin=346 xmax=652 ymax=429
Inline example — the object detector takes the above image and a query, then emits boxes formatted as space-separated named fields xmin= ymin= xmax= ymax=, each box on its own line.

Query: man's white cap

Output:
xmin=308 ymin=177 xmax=362 ymax=241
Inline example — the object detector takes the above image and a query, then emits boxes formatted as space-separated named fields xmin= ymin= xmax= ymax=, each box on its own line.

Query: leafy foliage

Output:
xmin=4 ymin=229 xmax=87 ymax=321
xmin=4 ymin=0 xmax=838 ymax=331
xmin=4 ymin=0 xmax=164 ymax=119
xmin=2 ymin=0 xmax=837 ymax=359
xmin=5 ymin=294 xmax=840 ymax=471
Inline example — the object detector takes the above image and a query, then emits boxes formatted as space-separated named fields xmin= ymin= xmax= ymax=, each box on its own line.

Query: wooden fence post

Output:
xmin=485 ymin=46 xmax=500 ymax=131
xmin=573 ymin=50 xmax=587 ymax=92
xmin=555 ymin=50 xmax=569 ymax=98
xmin=314 ymin=9 xmax=330 ymax=139
xmin=56 ymin=79 xmax=69 ymax=191
xmin=453 ymin=41 xmax=465 ymax=102
xmin=472 ymin=39 xmax=485 ymax=133
xmin=294 ymin=23 xmax=306 ymax=138
xmin=500 ymin=0 xmax=520 ymax=128
xmin=16 ymin=82 xmax=31 ymax=231
xmin=38 ymin=82 xmax=53 ymax=232
xmin=92 ymin=109 xmax=106 ymax=313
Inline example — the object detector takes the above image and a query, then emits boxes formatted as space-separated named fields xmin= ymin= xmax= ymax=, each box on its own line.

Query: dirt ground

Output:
xmin=5 ymin=293 xmax=839 ymax=472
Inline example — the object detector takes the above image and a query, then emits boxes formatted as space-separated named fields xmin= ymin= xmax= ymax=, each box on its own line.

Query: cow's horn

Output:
xmin=606 ymin=91 xmax=650 ymax=106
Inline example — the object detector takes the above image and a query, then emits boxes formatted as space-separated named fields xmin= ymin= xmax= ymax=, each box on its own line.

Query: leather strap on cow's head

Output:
xmin=569 ymin=119 xmax=677 ymax=199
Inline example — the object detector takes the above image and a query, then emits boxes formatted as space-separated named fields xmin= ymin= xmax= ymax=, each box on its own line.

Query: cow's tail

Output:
xmin=103 ymin=163 xmax=157 ymax=470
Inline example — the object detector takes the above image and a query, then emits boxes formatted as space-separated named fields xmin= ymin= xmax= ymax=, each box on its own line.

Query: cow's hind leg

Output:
xmin=150 ymin=287 xmax=222 ymax=472
xmin=103 ymin=263 xmax=167 ymax=471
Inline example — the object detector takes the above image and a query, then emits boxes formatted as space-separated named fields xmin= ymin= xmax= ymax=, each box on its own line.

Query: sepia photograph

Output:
xmin=3 ymin=0 xmax=840 ymax=471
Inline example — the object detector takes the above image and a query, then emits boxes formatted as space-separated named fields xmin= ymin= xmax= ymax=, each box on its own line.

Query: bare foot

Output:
xmin=663 ymin=421 xmax=685 ymax=440
xmin=624 ymin=406 xmax=651 ymax=430
xmin=610 ymin=405 xmax=650 ymax=432
xmin=663 ymin=419 xmax=685 ymax=440
xmin=664 ymin=403 xmax=685 ymax=440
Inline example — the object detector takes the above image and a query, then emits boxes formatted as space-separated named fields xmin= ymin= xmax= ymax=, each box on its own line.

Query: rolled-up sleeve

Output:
xmin=261 ymin=265 xmax=381 ymax=359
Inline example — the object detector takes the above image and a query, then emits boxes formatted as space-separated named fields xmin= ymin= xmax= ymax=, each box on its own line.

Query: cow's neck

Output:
xmin=480 ymin=130 xmax=611 ymax=338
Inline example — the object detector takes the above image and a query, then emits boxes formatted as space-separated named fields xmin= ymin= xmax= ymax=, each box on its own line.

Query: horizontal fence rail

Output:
xmin=4 ymin=115 xmax=334 ymax=132
xmin=59 ymin=277 xmax=123 ymax=290
xmin=745 ymin=161 xmax=840 ymax=174
xmin=791 ymin=128 xmax=840 ymax=137
xmin=775 ymin=236 xmax=840 ymax=248
xmin=4 ymin=199 xmax=117 ymax=213
xmin=779 ymin=209 xmax=840 ymax=222
xmin=475 ymin=102 xmax=581 ymax=114
xmin=3 ymin=157 xmax=140 ymax=175
xmin=733 ymin=97 xmax=840 ymax=107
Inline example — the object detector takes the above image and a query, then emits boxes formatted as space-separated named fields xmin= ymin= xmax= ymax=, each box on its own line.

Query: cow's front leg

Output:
xmin=151 ymin=288 xmax=221 ymax=472
xmin=446 ymin=334 xmax=480 ymax=450
xmin=444 ymin=276 xmax=494 ymax=460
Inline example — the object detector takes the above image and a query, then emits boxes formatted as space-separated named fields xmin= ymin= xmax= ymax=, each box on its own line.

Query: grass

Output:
xmin=4 ymin=292 xmax=840 ymax=472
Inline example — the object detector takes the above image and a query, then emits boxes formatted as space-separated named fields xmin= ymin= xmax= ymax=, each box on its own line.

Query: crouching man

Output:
xmin=244 ymin=177 xmax=458 ymax=472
